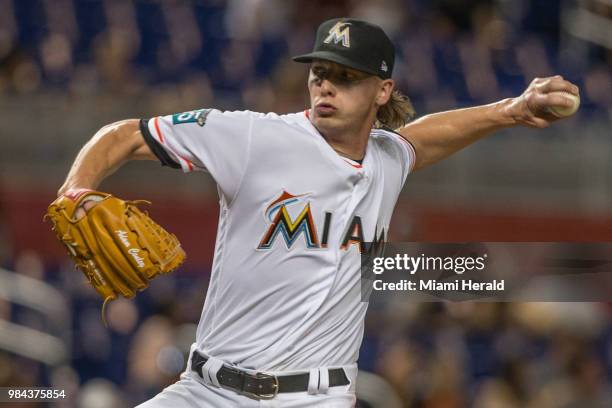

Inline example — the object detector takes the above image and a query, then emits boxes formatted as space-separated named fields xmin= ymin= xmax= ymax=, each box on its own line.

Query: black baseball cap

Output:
xmin=293 ymin=18 xmax=395 ymax=79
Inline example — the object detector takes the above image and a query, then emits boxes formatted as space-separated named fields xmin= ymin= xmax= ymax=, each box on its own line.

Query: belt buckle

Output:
xmin=242 ymin=372 xmax=279 ymax=400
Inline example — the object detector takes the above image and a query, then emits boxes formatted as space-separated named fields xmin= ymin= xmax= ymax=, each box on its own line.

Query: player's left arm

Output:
xmin=397 ymin=75 xmax=580 ymax=172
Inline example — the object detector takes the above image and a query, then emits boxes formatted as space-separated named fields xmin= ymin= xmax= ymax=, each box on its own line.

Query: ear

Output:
xmin=375 ymin=79 xmax=394 ymax=107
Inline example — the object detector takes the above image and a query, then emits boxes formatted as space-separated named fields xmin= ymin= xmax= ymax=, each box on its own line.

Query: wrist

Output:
xmin=492 ymin=98 xmax=521 ymax=127
xmin=57 ymin=179 xmax=97 ymax=197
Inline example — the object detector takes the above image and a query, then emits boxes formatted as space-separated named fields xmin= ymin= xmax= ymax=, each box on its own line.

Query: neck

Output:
xmin=311 ymin=112 xmax=377 ymax=161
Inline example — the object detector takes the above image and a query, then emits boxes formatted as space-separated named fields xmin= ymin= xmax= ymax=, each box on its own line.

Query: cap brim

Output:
xmin=292 ymin=51 xmax=380 ymax=77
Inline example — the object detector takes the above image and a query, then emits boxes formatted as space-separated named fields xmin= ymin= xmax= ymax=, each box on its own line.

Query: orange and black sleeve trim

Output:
xmin=139 ymin=119 xmax=181 ymax=169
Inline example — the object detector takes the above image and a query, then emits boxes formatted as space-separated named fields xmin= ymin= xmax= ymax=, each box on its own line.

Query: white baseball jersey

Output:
xmin=141 ymin=109 xmax=415 ymax=372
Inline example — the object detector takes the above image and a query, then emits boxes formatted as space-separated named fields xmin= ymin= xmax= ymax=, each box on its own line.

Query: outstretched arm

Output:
xmin=398 ymin=76 xmax=580 ymax=171
xmin=58 ymin=119 xmax=156 ymax=196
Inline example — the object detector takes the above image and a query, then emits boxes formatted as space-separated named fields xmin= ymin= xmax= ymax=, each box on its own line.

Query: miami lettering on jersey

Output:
xmin=257 ymin=190 xmax=385 ymax=253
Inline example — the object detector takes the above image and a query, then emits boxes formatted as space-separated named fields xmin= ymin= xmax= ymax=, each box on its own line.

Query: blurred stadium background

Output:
xmin=0 ymin=0 xmax=611 ymax=406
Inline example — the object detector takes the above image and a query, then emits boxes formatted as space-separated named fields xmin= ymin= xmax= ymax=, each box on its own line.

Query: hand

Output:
xmin=57 ymin=187 xmax=100 ymax=220
xmin=504 ymin=75 xmax=580 ymax=128
xmin=74 ymin=198 xmax=100 ymax=220
xmin=57 ymin=181 xmax=90 ymax=198
xmin=45 ymin=190 xmax=186 ymax=319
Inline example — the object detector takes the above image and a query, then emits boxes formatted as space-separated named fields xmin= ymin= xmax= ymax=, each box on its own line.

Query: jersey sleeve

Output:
xmin=385 ymin=129 xmax=417 ymax=186
xmin=140 ymin=109 xmax=254 ymax=202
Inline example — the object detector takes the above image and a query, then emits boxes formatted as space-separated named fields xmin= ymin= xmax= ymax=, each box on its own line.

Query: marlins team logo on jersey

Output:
xmin=258 ymin=191 xmax=319 ymax=250
xmin=324 ymin=21 xmax=351 ymax=48
xmin=258 ymin=190 xmax=386 ymax=252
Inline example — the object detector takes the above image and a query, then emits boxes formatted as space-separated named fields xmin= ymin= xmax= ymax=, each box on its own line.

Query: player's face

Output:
xmin=307 ymin=60 xmax=388 ymax=134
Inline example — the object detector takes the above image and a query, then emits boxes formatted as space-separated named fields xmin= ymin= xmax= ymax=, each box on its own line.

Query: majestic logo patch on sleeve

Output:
xmin=172 ymin=109 xmax=211 ymax=126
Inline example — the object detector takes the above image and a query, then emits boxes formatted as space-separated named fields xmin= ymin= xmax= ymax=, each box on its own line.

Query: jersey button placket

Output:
xmin=345 ymin=171 xmax=371 ymax=221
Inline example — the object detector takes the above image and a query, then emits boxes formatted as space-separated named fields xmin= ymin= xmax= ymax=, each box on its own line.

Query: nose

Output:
xmin=318 ymin=78 xmax=336 ymax=97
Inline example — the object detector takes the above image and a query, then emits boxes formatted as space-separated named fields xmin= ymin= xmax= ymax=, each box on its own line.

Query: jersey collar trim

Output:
xmin=302 ymin=110 xmax=367 ymax=170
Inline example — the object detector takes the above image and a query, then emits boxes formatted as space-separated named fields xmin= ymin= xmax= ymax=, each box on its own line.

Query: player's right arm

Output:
xmin=59 ymin=110 xmax=254 ymax=205
xmin=57 ymin=119 xmax=155 ymax=196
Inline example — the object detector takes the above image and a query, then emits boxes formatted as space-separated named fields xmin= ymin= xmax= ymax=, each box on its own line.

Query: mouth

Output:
xmin=314 ymin=102 xmax=337 ymax=116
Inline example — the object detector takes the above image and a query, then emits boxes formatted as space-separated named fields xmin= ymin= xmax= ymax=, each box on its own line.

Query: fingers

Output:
xmin=533 ymin=75 xmax=579 ymax=95
xmin=514 ymin=76 xmax=578 ymax=128
xmin=82 ymin=200 xmax=98 ymax=211
xmin=544 ymin=92 xmax=576 ymax=108
xmin=525 ymin=116 xmax=551 ymax=129
xmin=75 ymin=198 xmax=101 ymax=220
xmin=75 ymin=207 xmax=87 ymax=220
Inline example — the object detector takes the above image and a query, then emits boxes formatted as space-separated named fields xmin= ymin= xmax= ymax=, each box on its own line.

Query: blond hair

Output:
xmin=375 ymin=89 xmax=416 ymax=130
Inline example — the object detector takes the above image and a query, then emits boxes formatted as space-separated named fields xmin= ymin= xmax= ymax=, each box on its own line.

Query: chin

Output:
xmin=312 ymin=115 xmax=344 ymax=131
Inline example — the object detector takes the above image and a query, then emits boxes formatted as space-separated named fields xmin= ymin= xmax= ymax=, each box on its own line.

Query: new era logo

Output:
xmin=381 ymin=60 xmax=388 ymax=72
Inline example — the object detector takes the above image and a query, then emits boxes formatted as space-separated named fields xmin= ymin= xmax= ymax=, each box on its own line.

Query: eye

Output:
xmin=338 ymin=72 xmax=357 ymax=84
xmin=312 ymin=67 xmax=326 ymax=78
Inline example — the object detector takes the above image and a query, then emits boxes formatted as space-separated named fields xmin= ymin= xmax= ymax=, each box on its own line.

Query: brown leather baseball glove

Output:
xmin=45 ymin=189 xmax=185 ymax=321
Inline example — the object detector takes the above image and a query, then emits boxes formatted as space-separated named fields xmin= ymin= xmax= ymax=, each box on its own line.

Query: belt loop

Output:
xmin=307 ymin=368 xmax=319 ymax=395
xmin=318 ymin=368 xmax=329 ymax=394
xmin=202 ymin=356 xmax=224 ymax=388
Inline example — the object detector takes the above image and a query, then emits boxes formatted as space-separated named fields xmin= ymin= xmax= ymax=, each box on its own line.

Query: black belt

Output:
xmin=190 ymin=351 xmax=349 ymax=400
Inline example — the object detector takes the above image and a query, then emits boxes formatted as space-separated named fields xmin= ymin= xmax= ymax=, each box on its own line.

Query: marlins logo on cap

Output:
xmin=323 ymin=21 xmax=351 ymax=48
xmin=293 ymin=18 xmax=396 ymax=80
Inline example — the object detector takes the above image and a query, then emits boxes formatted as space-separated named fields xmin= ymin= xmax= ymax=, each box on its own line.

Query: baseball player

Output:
xmin=57 ymin=18 xmax=579 ymax=407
